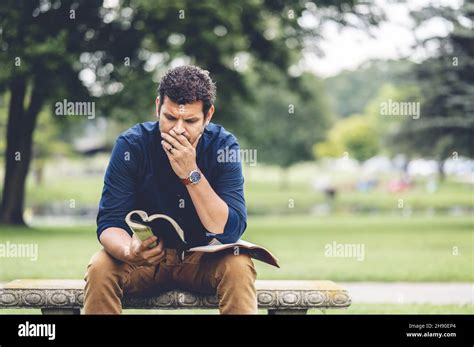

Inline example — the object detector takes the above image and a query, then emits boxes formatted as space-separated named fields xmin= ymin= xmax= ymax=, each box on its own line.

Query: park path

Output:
xmin=340 ymin=282 xmax=473 ymax=305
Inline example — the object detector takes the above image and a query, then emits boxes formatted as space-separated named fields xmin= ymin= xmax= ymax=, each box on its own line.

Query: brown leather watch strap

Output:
xmin=181 ymin=176 xmax=192 ymax=185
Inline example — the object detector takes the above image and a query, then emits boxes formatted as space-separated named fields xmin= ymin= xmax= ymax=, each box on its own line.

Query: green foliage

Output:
xmin=242 ymin=69 xmax=333 ymax=167
xmin=313 ymin=114 xmax=378 ymax=161
xmin=314 ymin=82 xmax=422 ymax=161
xmin=390 ymin=1 xmax=474 ymax=161
xmin=33 ymin=109 xmax=74 ymax=160
xmin=323 ymin=59 xmax=416 ymax=118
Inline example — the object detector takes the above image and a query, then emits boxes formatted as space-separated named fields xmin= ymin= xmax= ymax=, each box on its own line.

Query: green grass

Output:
xmin=0 ymin=225 xmax=99 ymax=281
xmin=5 ymin=160 xmax=470 ymax=214
xmin=1 ymin=304 xmax=472 ymax=315
xmin=25 ymin=176 xmax=102 ymax=207
xmin=0 ymin=215 xmax=472 ymax=282
xmin=248 ymin=215 xmax=474 ymax=282
xmin=245 ymin=180 xmax=474 ymax=213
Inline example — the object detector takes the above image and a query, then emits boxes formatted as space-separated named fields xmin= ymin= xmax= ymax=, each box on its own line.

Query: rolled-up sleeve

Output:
xmin=96 ymin=136 xmax=139 ymax=240
xmin=210 ymin=139 xmax=248 ymax=244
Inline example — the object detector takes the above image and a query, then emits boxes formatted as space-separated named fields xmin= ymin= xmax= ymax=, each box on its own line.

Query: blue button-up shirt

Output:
xmin=96 ymin=121 xmax=247 ymax=247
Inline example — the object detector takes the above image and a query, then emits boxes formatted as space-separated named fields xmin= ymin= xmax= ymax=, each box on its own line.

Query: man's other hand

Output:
xmin=125 ymin=234 xmax=166 ymax=266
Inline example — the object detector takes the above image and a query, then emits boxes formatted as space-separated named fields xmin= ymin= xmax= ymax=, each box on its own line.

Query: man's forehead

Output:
xmin=162 ymin=97 xmax=203 ymax=116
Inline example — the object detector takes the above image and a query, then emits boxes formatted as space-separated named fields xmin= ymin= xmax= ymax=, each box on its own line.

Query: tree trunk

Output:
xmin=0 ymin=76 xmax=45 ymax=225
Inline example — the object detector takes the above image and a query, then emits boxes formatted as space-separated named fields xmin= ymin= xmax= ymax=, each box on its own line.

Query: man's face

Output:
xmin=156 ymin=96 xmax=213 ymax=145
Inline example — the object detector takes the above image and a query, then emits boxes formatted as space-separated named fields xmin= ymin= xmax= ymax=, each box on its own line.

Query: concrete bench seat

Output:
xmin=0 ymin=279 xmax=351 ymax=314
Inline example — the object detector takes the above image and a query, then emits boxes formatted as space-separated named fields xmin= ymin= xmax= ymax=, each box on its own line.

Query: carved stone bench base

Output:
xmin=1 ymin=279 xmax=351 ymax=314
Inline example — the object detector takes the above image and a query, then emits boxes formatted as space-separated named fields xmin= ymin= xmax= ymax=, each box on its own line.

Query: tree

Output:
xmin=0 ymin=0 xmax=140 ymax=224
xmin=0 ymin=0 xmax=383 ymax=224
xmin=313 ymin=114 xmax=379 ymax=161
xmin=390 ymin=1 xmax=474 ymax=180
xmin=31 ymin=109 xmax=74 ymax=186
xmin=323 ymin=59 xmax=415 ymax=118
xmin=313 ymin=83 xmax=420 ymax=162
xmin=240 ymin=66 xmax=333 ymax=188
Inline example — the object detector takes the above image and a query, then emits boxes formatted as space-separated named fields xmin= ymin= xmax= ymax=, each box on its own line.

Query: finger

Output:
xmin=143 ymin=237 xmax=164 ymax=257
xmin=138 ymin=235 xmax=158 ymax=252
xmin=161 ymin=140 xmax=175 ymax=155
xmin=161 ymin=141 xmax=173 ymax=158
xmin=161 ymin=132 xmax=185 ymax=150
xmin=170 ymin=129 xmax=191 ymax=147
xmin=163 ymin=146 xmax=177 ymax=164
xmin=192 ymin=133 xmax=202 ymax=149
xmin=162 ymin=144 xmax=179 ymax=164
xmin=148 ymin=251 xmax=166 ymax=265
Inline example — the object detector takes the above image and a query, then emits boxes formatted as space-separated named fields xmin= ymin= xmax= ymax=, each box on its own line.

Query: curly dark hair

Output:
xmin=157 ymin=65 xmax=216 ymax=117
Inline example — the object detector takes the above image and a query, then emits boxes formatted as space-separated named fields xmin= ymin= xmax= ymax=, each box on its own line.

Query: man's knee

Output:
xmin=84 ymin=249 xmax=129 ymax=314
xmin=216 ymin=253 xmax=257 ymax=283
xmin=214 ymin=253 xmax=258 ymax=314
xmin=84 ymin=249 xmax=126 ymax=284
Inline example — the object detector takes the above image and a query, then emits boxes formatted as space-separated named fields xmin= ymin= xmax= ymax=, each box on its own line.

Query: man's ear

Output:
xmin=205 ymin=104 xmax=215 ymax=126
xmin=155 ymin=97 xmax=160 ymax=118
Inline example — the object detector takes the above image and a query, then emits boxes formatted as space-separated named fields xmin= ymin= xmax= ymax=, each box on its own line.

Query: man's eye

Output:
xmin=166 ymin=116 xmax=175 ymax=121
xmin=186 ymin=120 xmax=197 ymax=123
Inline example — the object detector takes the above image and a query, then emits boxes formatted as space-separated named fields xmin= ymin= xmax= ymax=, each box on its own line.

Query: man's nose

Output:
xmin=172 ymin=119 xmax=185 ymax=135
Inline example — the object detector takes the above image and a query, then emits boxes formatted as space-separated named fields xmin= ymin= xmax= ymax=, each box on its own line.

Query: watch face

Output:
xmin=189 ymin=170 xmax=201 ymax=183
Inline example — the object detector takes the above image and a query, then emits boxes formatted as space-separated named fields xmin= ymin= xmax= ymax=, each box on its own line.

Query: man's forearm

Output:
xmin=99 ymin=227 xmax=132 ymax=262
xmin=186 ymin=172 xmax=228 ymax=234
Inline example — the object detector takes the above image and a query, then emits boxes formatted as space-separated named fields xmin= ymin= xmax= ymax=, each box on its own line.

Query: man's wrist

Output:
xmin=181 ymin=168 xmax=202 ymax=185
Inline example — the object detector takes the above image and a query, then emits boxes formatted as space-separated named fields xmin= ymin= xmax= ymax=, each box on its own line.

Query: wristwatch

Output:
xmin=181 ymin=169 xmax=202 ymax=185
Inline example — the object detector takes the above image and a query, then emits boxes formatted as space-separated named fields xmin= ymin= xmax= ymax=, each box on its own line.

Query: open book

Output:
xmin=125 ymin=210 xmax=279 ymax=268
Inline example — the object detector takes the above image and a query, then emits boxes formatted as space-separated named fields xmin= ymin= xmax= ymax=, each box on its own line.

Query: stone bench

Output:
xmin=0 ymin=279 xmax=351 ymax=314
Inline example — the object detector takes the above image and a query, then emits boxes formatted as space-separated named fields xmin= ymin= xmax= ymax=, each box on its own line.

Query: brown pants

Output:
xmin=83 ymin=248 xmax=258 ymax=314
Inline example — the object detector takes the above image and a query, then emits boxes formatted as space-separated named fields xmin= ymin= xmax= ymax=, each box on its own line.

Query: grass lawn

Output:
xmin=0 ymin=215 xmax=472 ymax=282
xmin=1 ymin=215 xmax=472 ymax=315
xmin=1 ymin=304 xmax=472 ymax=315
xmin=15 ymin=166 xmax=474 ymax=214
xmin=245 ymin=180 xmax=474 ymax=214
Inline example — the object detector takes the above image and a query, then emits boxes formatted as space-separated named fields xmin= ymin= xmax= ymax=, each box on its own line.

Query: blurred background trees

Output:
xmin=389 ymin=1 xmax=474 ymax=180
xmin=0 ymin=0 xmax=383 ymax=224
xmin=0 ymin=0 xmax=472 ymax=226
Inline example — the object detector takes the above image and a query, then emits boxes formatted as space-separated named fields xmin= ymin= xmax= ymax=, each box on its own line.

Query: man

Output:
xmin=84 ymin=65 xmax=257 ymax=314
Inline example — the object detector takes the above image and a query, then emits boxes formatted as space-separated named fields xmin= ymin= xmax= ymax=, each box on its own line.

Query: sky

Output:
xmin=302 ymin=0 xmax=463 ymax=77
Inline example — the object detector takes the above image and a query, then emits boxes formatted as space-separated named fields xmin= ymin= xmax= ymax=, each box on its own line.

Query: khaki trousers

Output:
xmin=83 ymin=248 xmax=258 ymax=314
